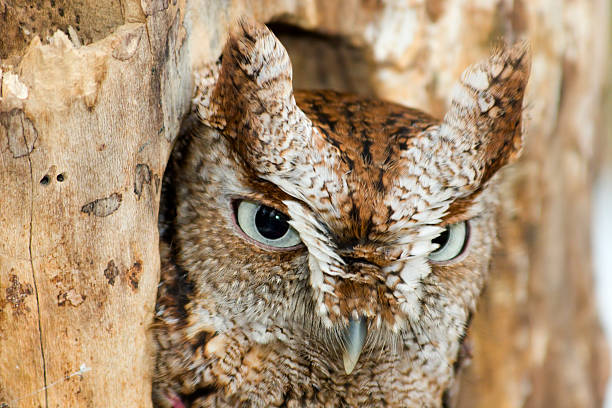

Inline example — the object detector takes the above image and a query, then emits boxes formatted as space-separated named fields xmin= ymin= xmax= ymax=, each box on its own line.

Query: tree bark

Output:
xmin=0 ymin=0 xmax=608 ymax=407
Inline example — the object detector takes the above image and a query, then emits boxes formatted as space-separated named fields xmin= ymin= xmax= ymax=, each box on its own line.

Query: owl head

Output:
xmin=176 ymin=19 xmax=529 ymax=375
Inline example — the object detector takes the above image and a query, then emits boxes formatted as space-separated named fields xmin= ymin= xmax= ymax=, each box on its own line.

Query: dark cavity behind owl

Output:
xmin=153 ymin=18 xmax=530 ymax=408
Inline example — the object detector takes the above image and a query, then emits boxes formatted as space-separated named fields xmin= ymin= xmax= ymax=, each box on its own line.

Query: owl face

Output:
xmin=171 ymin=19 xmax=529 ymax=379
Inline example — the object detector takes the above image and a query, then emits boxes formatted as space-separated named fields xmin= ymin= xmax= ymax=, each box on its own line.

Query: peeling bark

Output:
xmin=1 ymin=1 xmax=189 ymax=406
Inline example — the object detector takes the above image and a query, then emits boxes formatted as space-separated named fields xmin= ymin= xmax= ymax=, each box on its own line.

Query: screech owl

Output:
xmin=153 ymin=18 xmax=530 ymax=408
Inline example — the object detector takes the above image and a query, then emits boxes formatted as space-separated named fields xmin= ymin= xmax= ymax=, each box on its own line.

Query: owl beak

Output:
xmin=342 ymin=316 xmax=367 ymax=375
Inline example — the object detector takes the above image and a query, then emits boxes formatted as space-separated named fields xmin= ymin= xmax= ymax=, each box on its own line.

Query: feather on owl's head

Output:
xmin=194 ymin=18 xmax=530 ymax=372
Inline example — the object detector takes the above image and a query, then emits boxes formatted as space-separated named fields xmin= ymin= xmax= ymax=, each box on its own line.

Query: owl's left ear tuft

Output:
xmin=195 ymin=17 xmax=295 ymax=133
xmin=438 ymin=41 xmax=531 ymax=189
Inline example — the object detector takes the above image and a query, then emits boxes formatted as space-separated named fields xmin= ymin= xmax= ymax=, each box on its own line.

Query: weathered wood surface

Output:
xmin=0 ymin=0 xmax=608 ymax=406
xmin=0 ymin=1 xmax=190 ymax=406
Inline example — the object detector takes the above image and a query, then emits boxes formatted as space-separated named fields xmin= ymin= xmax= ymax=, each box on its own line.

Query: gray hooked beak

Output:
xmin=342 ymin=316 xmax=367 ymax=375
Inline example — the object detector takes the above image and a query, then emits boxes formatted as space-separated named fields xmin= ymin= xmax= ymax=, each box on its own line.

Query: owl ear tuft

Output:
xmin=437 ymin=41 xmax=531 ymax=189
xmin=196 ymin=17 xmax=295 ymax=132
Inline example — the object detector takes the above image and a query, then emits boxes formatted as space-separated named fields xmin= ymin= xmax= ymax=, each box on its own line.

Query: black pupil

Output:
xmin=255 ymin=205 xmax=290 ymax=240
xmin=432 ymin=227 xmax=450 ymax=250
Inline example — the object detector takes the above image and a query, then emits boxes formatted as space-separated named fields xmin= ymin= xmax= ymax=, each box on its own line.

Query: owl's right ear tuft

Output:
xmin=195 ymin=17 xmax=295 ymax=134
xmin=437 ymin=41 xmax=531 ymax=191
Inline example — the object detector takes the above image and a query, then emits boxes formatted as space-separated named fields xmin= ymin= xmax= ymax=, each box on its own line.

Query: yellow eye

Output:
xmin=428 ymin=221 xmax=468 ymax=262
xmin=235 ymin=200 xmax=302 ymax=249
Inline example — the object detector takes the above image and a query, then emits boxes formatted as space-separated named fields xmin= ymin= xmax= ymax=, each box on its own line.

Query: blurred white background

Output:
xmin=593 ymin=167 xmax=612 ymax=408
xmin=594 ymin=16 xmax=611 ymax=404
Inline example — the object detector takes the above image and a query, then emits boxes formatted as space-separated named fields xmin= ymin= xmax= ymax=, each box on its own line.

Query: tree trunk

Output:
xmin=0 ymin=1 xmax=608 ymax=407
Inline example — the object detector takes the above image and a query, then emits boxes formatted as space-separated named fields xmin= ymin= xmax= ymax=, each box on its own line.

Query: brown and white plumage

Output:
xmin=153 ymin=19 xmax=530 ymax=407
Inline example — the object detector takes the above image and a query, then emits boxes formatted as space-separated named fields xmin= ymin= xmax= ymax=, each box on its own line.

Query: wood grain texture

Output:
xmin=0 ymin=0 xmax=189 ymax=406
xmin=0 ymin=0 xmax=608 ymax=406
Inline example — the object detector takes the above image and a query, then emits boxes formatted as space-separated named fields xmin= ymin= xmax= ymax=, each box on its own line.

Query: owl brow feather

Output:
xmin=441 ymin=187 xmax=486 ymax=225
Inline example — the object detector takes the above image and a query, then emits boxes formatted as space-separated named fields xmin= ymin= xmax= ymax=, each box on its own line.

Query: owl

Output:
xmin=153 ymin=18 xmax=530 ymax=408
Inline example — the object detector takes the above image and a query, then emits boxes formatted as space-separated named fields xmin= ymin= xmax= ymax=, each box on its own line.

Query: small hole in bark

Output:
xmin=40 ymin=175 xmax=50 ymax=185
xmin=57 ymin=173 xmax=65 ymax=182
